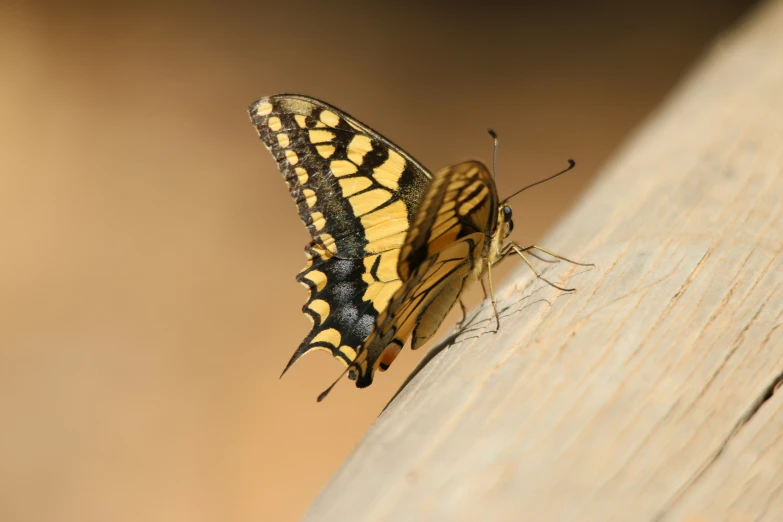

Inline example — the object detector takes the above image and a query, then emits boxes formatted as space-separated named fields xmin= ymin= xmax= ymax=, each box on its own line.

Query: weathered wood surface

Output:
xmin=305 ymin=1 xmax=783 ymax=520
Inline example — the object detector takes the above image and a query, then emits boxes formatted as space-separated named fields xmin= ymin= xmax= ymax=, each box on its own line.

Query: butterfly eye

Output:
xmin=502 ymin=205 xmax=513 ymax=221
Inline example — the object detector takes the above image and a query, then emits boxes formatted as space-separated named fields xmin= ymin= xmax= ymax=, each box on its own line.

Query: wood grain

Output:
xmin=304 ymin=1 xmax=783 ymax=520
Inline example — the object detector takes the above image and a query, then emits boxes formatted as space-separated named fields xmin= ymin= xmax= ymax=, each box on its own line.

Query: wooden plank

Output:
xmin=304 ymin=1 xmax=783 ymax=520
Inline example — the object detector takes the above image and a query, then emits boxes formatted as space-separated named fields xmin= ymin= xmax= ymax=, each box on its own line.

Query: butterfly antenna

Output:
xmin=488 ymin=128 xmax=499 ymax=180
xmin=501 ymin=159 xmax=576 ymax=205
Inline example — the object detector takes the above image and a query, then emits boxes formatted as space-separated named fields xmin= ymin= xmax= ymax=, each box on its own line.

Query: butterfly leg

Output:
xmin=456 ymin=299 xmax=469 ymax=328
xmin=517 ymin=245 xmax=595 ymax=268
xmin=486 ymin=264 xmax=501 ymax=332
xmin=496 ymin=243 xmax=581 ymax=292
xmin=496 ymin=243 xmax=593 ymax=267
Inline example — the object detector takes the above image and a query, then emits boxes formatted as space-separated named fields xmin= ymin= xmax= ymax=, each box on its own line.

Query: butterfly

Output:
xmin=248 ymin=94 xmax=586 ymax=400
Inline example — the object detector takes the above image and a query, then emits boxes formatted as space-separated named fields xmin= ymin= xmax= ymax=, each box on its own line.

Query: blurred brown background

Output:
xmin=0 ymin=1 xmax=757 ymax=521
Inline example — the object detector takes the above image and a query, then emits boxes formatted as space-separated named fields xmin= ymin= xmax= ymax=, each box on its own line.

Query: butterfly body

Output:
xmin=249 ymin=94 xmax=521 ymax=394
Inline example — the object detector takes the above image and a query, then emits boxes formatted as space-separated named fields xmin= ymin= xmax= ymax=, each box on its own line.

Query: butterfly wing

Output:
xmin=348 ymin=161 xmax=500 ymax=387
xmin=248 ymin=94 xmax=431 ymax=373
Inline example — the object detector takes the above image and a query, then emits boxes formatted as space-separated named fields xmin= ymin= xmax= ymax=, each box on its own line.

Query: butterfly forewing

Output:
xmin=249 ymin=95 xmax=432 ymax=372
xmin=400 ymin=161 xmax=498 ymax=280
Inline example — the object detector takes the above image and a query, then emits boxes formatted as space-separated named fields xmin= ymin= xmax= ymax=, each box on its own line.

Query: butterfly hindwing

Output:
xmin=249 ymin=95 xmax=432 ymax=372
xmin=348 ymin=162 xmax=500 ymax=387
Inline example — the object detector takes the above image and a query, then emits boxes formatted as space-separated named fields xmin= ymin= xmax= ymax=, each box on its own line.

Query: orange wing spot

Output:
xmin=378 ymin=343 xmax=402 ymax=371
